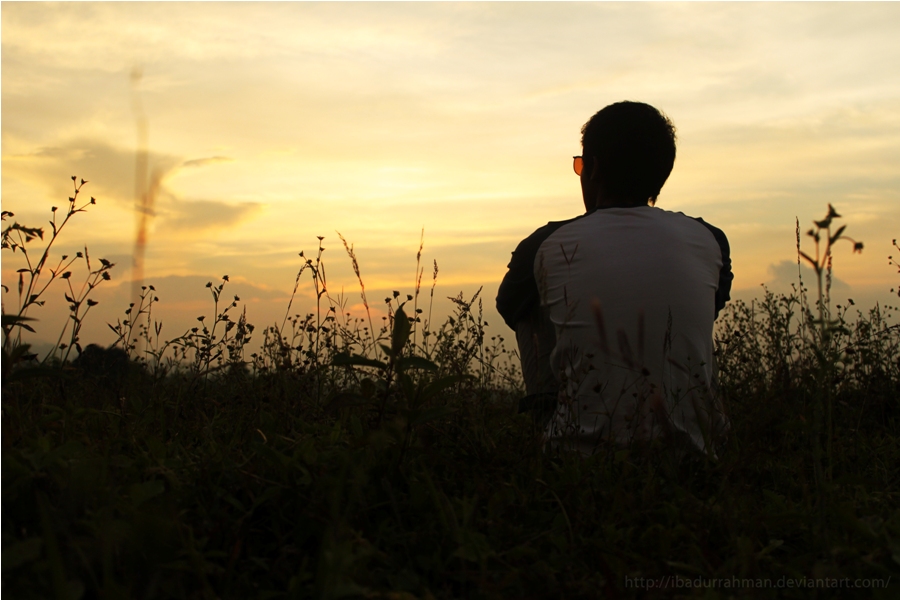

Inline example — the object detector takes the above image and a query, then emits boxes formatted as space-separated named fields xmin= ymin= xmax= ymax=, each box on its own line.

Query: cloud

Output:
xmin=162 ymin=199 xmax=262 ymax=232
xmin=765 ymin=260 xmax=850 ymax=293
xmin=5 ymin=138 xmax=181 ymax=207
xmin=182 ymin=156 xmax=233 ymax=168
xmin=4 ymin=137 xmax=259 ymax=234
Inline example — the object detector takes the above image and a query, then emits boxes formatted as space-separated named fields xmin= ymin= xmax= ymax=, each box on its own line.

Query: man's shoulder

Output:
xmin=683 ymin=213 xmax=731 ymax=251
xmin=520 ymin=207 xmax=730 ymax=254
xmin=512 ymin=213 xmax=588 ymax=258
xmin=538 ymin=206 xmax=710 ymax=240
xmin=527 ymin=213 xmax=589 ymax=242
xmin=650 ymin=208 xmax=730 ymax=244
xmin=644 ymin=207 xmax=719 ymax=226
xmin=497 ymin=213 xmax=589 ymax=329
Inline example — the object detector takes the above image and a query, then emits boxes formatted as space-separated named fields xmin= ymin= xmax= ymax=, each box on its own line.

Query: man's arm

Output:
xmin=497 ymin=217 xmax=585 ymax=330
xmin=497 ymin=236 xmax=560 ymax=418
xmin=497 ymin=236 xmax=542 ymax=331
xmin=693 ymin=218 xmax=734 ymax=319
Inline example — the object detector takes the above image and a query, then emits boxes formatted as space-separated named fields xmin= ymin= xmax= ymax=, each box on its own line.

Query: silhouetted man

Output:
xmin=497 ymin=101 xmax=732 ymax=456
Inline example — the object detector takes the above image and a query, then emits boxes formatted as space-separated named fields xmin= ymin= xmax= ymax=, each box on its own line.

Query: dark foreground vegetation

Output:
xmin=3 ymin=184 xmax=899 ymax=598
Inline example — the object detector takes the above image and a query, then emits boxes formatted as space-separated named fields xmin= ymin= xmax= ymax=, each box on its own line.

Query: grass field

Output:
xmin=2 ymin=184 xmax=899 ymax=599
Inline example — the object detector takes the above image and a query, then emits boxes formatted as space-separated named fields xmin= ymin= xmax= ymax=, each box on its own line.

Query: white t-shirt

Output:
xmin=534 ymin=206 xmax=729 ymax=455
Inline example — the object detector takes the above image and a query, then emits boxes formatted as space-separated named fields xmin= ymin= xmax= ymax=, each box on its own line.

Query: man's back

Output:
xmin=496 ymin=100 xmax=733 ymax=456
xmin=535 ymin=206 xmax=729 ymax=454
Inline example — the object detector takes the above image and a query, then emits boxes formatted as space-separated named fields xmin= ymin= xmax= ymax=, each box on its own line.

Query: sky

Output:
xmin=2 ymin=2 xmax=899 ymax=355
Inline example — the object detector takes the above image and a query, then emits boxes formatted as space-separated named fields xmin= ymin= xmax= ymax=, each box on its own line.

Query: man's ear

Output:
xmin=588 ymin=156 xmax=601 ymax=181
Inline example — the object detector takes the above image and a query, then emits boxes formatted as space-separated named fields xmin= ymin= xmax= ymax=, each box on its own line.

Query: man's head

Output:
xmin=580 ymin=101 xmax=676 ymax=210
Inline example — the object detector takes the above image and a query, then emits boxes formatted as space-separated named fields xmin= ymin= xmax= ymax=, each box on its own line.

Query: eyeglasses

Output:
xmin=573 ymin=156 xmax=583 ymax=176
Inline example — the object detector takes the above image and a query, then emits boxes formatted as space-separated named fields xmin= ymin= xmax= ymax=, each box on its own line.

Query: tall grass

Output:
xmin=2 ymin=181 xmax=898 ymax=599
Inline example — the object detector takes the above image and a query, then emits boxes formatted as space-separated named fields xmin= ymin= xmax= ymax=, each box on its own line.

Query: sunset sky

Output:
xmin=2 ymin=2 xmax=899 ymax=353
